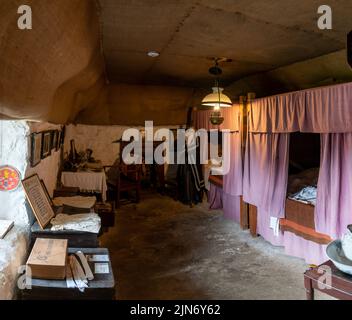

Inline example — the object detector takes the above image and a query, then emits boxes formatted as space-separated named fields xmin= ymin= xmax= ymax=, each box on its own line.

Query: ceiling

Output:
xmin=1 ymin=0 xmax=351 ymax=125
xmin=99 ymin=0 xmax=352 ymax=88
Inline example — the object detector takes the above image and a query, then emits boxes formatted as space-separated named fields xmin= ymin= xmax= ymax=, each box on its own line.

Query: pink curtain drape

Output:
xmin=244 ymin=82 xmax=352 ymax=263
xmin=195 ymin=106 xmax=243 ymax=223
xmin=315 ymin=133 xmax=352 ymax=239
xmin=209 ymin=184 xmax=223 ymax=210
xmin=249 ymin=82 xmax=352 ymax=133
xmin=248 ymin=93 xmax=303 ymax=133
xmin=243 ymin=133 xmax=289 ymax=218
xmin=223 ymin=133 xmax=242 ymax=196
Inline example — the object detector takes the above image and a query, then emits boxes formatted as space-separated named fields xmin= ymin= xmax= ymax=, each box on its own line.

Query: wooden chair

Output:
xmin=104 ymin=164 xmax=142 ymax=208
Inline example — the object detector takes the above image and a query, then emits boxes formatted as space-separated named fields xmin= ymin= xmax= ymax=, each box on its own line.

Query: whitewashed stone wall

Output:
xmin=0 ymin=121 xmax=62 ymax=300
xmin=0 ymin=121 xmax=29 ymax=225
xmin=26 ymin=122 xmax=62 ymax=197
xmin=64 ymin=124 xmax=181 ymax=166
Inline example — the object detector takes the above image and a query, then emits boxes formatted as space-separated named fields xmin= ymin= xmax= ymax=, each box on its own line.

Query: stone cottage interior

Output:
xmin=1 ymin=0 xmax=352 ymax=301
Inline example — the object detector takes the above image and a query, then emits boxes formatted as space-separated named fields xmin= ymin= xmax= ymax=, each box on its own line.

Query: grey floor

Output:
xmin=100 ymin=192 xmax=332 ymax=300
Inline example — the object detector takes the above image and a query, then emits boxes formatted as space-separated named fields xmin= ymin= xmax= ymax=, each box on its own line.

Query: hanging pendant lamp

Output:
xmin=202 ymin=59 xmax=232 ymax=125
xmin=202 ymin=87 xmax=233 ymax=110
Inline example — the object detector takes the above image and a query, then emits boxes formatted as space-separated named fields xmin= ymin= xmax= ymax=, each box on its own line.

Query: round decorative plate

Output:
xmin=0 ymin=165 xmax=21 ymax=192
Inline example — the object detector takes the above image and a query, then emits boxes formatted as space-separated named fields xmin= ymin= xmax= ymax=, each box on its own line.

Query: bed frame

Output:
xmin=248 ymin=199 xmax=331 ymax=245
xmin=280 ymin=198 xmax=331 ymax=244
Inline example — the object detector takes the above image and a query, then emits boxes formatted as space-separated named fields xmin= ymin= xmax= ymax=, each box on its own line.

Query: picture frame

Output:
xmin=51 ymin=130 xmax=59 ymax=151
xmin=22 ymin=174 xmax=55 ymax=229
xmin=60 ymin=126 xmax=66 ymax=147
xmin=30 ymin=133 xmax=42 ymax=167
xmin=57 ymin=130 xmax=62 ymax=150
xmin=40 ymin=178 xmax=54 ymax=207
xmin=41 ymin=131 xmax=52 ymax=159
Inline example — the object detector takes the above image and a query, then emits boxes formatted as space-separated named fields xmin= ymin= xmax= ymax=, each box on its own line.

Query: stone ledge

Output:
xmin=0 ymin=226 xmax=29 ymax=300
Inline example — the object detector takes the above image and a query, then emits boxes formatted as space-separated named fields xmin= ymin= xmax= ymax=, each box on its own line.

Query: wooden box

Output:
xmin=26 ymin=238 xmax=68 ymax=280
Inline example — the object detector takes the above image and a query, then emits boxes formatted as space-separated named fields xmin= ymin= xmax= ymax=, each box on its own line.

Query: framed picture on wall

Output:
xmin=41 ymin=131 xmax=52 ymax=159
xmin=57 ymin=130 xmax=62 ymax=151
xmin=51 ymin=130 xmax=59 ymax=151
xmin=60 ymin=126 xmax=66 ymax=147
xmin=30 ymin=133 xmax=42 ymax=167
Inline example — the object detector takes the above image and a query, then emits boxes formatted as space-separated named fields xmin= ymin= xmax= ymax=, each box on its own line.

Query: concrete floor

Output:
xmin=100 ymin=192 xmax=332 ymax=300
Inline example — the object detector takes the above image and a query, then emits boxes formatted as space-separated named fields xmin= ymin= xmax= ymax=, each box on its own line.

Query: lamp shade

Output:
xmin=201 ymin=87 xmax=232 ymax=109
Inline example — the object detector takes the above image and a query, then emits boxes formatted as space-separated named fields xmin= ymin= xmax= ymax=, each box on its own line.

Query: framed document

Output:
xmin=30 ymin=133 xmax=42 ymax=167
xmin=22 ymin=174 xmax=55 ymax=229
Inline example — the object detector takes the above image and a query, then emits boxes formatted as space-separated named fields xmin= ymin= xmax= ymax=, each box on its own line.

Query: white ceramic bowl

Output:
xmin=342 ymin=232 xmax=352 ymax=261
xmin=326 ymin=240 xmax=352 ymax=275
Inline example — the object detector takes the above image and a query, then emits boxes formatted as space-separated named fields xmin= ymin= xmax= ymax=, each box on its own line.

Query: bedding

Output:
xmin=289 ymin=186 xmax=317 ymax=206
xmin=287 ymin=167 xmax=319 ymax=195
xmin=280 ymin=168 xmax=332 ymax=245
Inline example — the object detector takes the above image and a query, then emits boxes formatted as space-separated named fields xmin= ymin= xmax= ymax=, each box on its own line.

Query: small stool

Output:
xmin=304 ymin=260 xmax=352 ymax=300
xmin=95 ymin=202 xmax=115 ymax=228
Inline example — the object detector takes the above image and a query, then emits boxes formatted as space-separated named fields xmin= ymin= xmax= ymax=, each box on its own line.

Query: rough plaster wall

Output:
xmin=226 ymin=50 xmax=352 ymax=98
xmin=75 ymin=84 xmax=198 ymax=126
xmin=64 ymin=124 xmax=181 ymax=166
xmin=26 ymin=122 xmax=62 ymax=197
xmin=0 ymin=0 xmax=105 ymax=123
xmin=0 ymin=226 xmax=28 ymax=300
xmin=0 ymin=121 xmax=29 ymax=300
xmin=0 ymin=120 xmax=62 ymax=300
xmin=0 ymin=121 xmax=29 ymax=225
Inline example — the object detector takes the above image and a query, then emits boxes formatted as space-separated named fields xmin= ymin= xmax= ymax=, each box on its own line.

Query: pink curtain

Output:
xmin=220 ymin=132 xmax=243 ymax=223
xmin=209 ymin=184 xmax=223 ymax=210
xmin=195 ymin=106 xmax=243 ymax=223
xmin=223 ymin=194 xmax=241 ymax=222
xmin=223 ymin=133 xmax=242 ymax=196
xmin=249 ymin=93 xmax=303 ymax=133
xmin=243 ymin=133 xmax=289 ymax=218
xmin=249 ymin=82 xmax=352 ymax=133
xmin=315 ymin=133 xmax=352 ymax=239
xmin=302 ymin=83 xmax=352 ymax=133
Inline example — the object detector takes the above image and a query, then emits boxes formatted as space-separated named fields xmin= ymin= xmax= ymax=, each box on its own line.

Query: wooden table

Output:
xmin=20 ymin=248 xmax=116 ymax=300
xmin=304 ymin=260 xmax=352 ymax=300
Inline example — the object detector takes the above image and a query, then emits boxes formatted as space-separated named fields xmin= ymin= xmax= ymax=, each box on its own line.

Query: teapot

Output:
xmin=342 ymin=225 xmax=352 ymax=261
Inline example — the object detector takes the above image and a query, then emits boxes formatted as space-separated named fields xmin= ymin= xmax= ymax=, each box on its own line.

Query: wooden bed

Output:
xmin=280 ymin=199 xmax=331 ymax=244
xmin=249 ymin=167 xmax=332 ymax=244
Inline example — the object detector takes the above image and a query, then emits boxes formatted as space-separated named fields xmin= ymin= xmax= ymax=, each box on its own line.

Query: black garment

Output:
xmin=176 ymin=137 xmax=205 ymax=205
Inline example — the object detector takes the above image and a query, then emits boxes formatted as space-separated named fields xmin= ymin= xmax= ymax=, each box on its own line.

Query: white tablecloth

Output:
xmin=61 ymin=171 xmax=107 ymax=202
